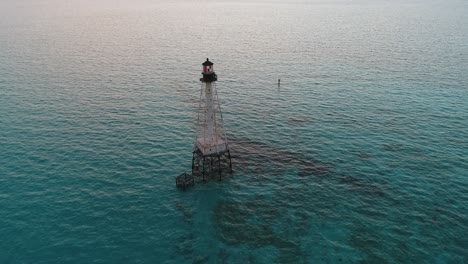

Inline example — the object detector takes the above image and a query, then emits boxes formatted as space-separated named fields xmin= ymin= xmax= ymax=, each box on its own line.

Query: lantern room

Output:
xmin=200 ymin=58 xmax=217 ymax=82
xmin=202 ymin=58 xmax=214 ymax=73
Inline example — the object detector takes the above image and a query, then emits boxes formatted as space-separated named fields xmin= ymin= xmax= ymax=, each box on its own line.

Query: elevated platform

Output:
xmin=196 ymin=136 xmax=228 ymax=156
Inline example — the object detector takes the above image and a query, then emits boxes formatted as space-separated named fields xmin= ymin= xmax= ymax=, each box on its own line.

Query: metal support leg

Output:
xmin=202 ymin=157 xmax=206 ymax=182
xmin=191 ymin=152 xmax=195 ymax=174
xmin=218 ymin=155 xmax=221 ymax=180
xmin=228 ymin=150 xmax=232 ymax=171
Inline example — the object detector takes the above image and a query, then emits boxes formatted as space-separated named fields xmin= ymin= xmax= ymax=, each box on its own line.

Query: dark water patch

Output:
xmin=383 ymin=143 xmax=405 ymax=152
xmin=346 ymin=181 xmax=468 ymax=263
xmin=214 ymin=202 xmax=275 ymax=245
xmin=338 ymin=175 xmax=385 ymax=197
xmin=175 ymin=234 xmax=194 ymax=260
xmin=174 ymin=200 xmax=195 ymax=260
xmin=212 ymin=174 xmax=350 ymax=262
xmin=229 ymin=134 xmax=388 ymax=199
xmin=349 ymin=224 xmax=387 ymax=263
xmin=213 ymin=135 xmax=466 ymax=262
xmin=229 ymin=135 xmax=332 ymax=177
xmin=384 ymin=159 xmax=403 ymax=169
xmin=288 ymin=116 xmax=313 ymax=123
xmin=217 ymin=248 xmax=229 ymax=264
xmin=248 ymin=254 xmax=256 ymax=263
xmin=175 ymin=200 xmax=193 ymax=223
xmin=214 ymin=200 xmax=305 ymax=263
xmin=382 ymin=143 xmax=427 ymax=161
xmin=356 ymin=151 xmax=371 ymax=160
xmin=287 ymin=116 xmax=314 ymax=127
xmin=296 ymin=159 xmax=332 ymax=177
xmin=192 ymin=255 xmax=209 ymax=264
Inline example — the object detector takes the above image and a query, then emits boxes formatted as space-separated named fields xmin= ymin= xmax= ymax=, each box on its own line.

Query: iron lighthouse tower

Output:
xmin=192 ymin=59 xmax=232 ymax=180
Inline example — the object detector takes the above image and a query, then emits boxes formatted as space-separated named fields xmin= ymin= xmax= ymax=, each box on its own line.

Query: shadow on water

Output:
xmin=174 ymin=201 xmax=195 ymax=260
xmin=228 ymin=134 xmax=384 ymax=197
xmin=338 ymin=175 xmax=385 ymax=197
xmin=214 ymin=198 xmax=306 ymax=263
xmin=174 ymin=133 xmax=464 ymax=262
xmin=229 ymin=135 xmax=332 ymax=178
xmin=205 ymin=134 xmax=391 ymax=262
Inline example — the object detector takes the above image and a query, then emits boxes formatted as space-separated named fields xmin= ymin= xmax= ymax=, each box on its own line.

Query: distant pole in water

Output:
xmin=278 ymin=78 xmax=281 ymax=86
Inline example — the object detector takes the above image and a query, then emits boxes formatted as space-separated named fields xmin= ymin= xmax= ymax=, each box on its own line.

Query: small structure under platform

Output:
xmin=176 ymin=173 xmax=194 ymax=190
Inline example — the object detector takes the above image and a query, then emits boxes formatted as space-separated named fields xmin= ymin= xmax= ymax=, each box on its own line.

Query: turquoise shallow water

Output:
xmin=1 ymin=0 xmax=467 ymax=263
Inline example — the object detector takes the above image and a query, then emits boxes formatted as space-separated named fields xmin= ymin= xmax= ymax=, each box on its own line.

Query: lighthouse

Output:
xmin=192 ymin=58 xmax=232 ymax=180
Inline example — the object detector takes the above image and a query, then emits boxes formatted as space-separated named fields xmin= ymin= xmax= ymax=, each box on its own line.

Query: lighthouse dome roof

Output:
xmin=202 ymin=58 xmax=214 ymax=66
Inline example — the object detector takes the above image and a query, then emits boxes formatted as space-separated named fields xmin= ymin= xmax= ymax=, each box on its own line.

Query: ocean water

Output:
xmin=1 ymin=0 xmax=467 ymax=263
